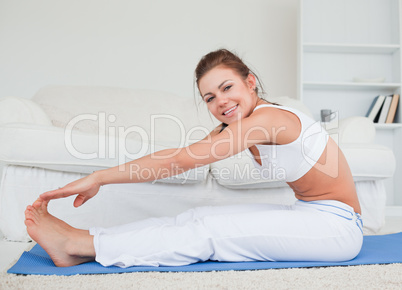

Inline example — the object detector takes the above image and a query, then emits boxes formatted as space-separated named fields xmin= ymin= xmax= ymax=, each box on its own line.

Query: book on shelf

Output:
xmin=385 ymin=94 xmax=400 ymax=124
xmin=366 ymin=94 xmax=400 ymax=124
xmin=377 ymin=95 xmax=393 ymax=123
xmin=366 ymin=95 xmax=386 ymax=122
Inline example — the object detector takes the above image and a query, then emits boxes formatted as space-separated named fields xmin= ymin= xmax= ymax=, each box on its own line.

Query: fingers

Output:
xmin=38 ymin=176 xmax=99 ymax=205
xmin=73 ymin=195 xmax=86 ymax=208
xmin=40 ymin=187 xmax=72 ymax=201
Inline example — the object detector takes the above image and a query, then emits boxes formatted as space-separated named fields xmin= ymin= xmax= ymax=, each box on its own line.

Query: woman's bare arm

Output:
xmin=40 ymin=110 xmax=274 ymax=204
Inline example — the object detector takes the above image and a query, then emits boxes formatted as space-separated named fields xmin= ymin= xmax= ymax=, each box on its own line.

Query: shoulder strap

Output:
xmin=253 ymin=104 xmax=278 ymax=112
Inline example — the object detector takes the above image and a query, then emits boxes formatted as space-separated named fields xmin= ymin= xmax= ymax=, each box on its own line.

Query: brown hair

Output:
xmin=195 ymin=49 xmax=266 ymax=97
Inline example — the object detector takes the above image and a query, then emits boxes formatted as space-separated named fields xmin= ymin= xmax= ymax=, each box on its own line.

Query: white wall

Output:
xmin=0 ymin=0 xmax=298 ymax=100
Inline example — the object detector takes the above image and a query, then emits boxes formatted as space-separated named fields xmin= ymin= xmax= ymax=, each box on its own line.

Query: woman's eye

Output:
xmin=206 ymin=96 xmax=214 ymax=103
xmin=224 ymin=85 xmax=232 ymax=91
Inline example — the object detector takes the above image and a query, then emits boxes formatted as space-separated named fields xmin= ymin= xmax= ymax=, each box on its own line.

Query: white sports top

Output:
xmin=246 ymin=104 xmax=329 ymax=182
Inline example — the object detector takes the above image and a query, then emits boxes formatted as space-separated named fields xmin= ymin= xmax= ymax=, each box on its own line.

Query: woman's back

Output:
xmin=247 ymin=105 xmax=361 ymax=214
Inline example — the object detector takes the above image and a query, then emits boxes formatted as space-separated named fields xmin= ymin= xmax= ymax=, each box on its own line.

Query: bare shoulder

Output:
xmin=249 ymin=106 xmax=298 ymax=127
xmin=249 ymin=106 xmax=302 ymax=144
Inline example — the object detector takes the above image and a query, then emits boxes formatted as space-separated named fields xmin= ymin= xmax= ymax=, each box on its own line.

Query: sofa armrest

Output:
xmin=0 ymin=96 xmax=52 ymax=126
xmin=337 ymin=116 xmax=376 ymax=144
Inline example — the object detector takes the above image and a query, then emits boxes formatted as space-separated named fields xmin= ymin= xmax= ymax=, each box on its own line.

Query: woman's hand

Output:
xmin=40 ymin=172 xmax=102 ymax=207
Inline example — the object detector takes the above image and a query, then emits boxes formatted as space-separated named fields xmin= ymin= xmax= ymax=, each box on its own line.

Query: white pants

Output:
xmin=89 ymin=200 xmax=363 ymax=268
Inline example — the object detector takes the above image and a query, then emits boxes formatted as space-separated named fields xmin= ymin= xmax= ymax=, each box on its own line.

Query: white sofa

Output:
xmin=0 ymin=85 xmax=396 ymax=241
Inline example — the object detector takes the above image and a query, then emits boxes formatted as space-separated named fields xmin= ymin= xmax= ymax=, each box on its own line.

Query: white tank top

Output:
xmin=245 ymin=104 xmax=329 ymax=182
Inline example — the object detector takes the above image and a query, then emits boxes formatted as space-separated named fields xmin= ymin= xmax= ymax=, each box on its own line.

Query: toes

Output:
xmin=24 ymin=219 xmax=35 ymax=228
xmin=25 ymin=205 xmax=40 ymax=222
xmin=25 ymin=209 xmax=39 ymax=224
xmin=33 ymin=198 xmax=42 ymax=209
xmin=33 ymin=199 xmax=49 ymax=215
xmin=25 ymin=199 xmax=50 ymax=225
xmin=25 ymin=206 xmax=33 ymax=217
xmin=40 ymin=200 xmax=49 ymax=213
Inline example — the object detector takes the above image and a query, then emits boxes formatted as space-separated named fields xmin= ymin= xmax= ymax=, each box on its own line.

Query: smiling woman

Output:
xmin=195 ymin=49 xmax=265 ymax=96
xmin=195 ymin=49 xmax=273 ymax=131
xmin=25 ymin=49 xmax=363 ymax=268
xmin=198 ymin=68 xmax=257 ymax=123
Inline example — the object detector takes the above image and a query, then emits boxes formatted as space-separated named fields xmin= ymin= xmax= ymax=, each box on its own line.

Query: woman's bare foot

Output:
xmin=24 ymin=199 xmax=96 ymax=267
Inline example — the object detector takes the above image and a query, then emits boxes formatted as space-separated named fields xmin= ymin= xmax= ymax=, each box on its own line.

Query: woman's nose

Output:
xmin=217 ymin=95 xmax=229 ymax=106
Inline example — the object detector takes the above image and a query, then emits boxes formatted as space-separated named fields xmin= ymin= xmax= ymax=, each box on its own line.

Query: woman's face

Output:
xmin=198 ymin=66 xmax=257 ymax=124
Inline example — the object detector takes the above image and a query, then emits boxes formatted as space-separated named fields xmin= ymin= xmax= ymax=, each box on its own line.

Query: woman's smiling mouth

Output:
xmin=223 ymin=105 xmax=238 ymax=117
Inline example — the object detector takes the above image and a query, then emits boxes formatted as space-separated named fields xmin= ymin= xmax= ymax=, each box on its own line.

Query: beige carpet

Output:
xmin=1 ymin=263 xmax=402 ymax=289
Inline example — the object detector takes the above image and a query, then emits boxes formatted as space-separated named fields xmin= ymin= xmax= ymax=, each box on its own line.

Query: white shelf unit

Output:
xmin=298 ymin=0 xmax=402 ymax=207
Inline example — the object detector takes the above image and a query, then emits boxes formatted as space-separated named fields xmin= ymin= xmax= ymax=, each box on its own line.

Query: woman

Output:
xmin=25 ymin=49 xmax=363 ymax=268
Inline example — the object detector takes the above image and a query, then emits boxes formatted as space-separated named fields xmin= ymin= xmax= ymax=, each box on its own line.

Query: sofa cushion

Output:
xmin=0 ymin=96 xmax=52 ymax=126
xmin=32 ymin=85 xmax=218 ymax=147
xmin=331 ymin=116 xmax=376 ymax=144
xmin=340 ymin=143 xmax=396 ymax=181
xmin=0 ymin=123 xmax=208 ymax=184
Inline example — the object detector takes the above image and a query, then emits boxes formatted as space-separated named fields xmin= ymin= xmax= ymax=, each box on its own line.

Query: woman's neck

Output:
xmin=255 ymin=97 xmax=271 ymax=107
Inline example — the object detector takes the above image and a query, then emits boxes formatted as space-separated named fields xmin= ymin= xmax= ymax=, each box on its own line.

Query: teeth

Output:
xmin=224 ymin=105 xmax=237 ymax=115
